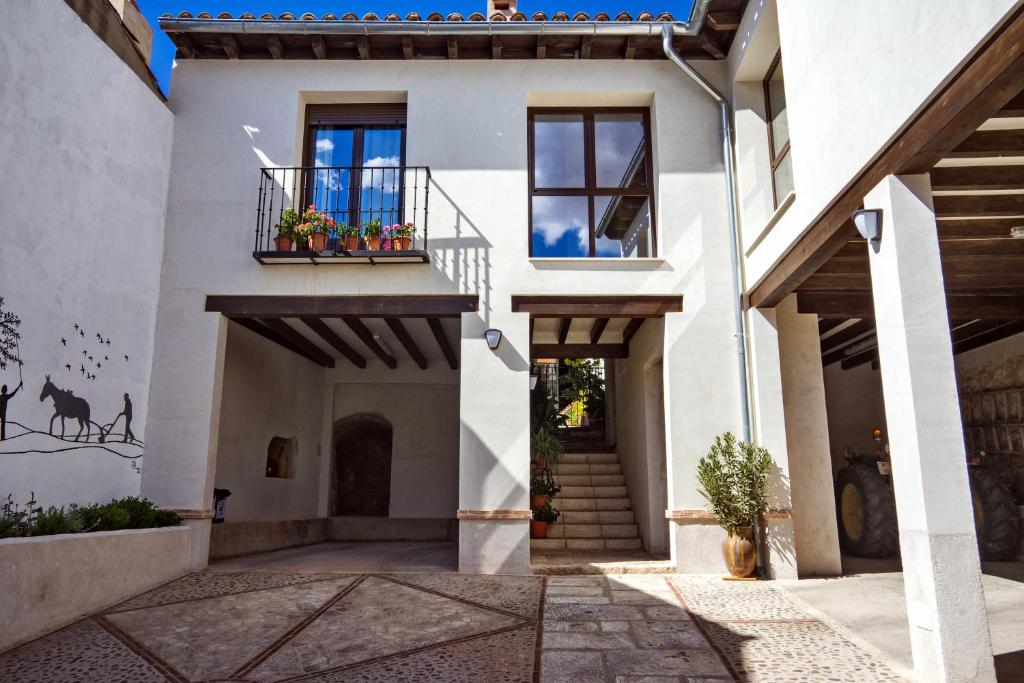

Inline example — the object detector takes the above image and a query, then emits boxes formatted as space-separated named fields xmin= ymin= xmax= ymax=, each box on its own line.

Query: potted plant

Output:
xmin=696 ymin=432 xmax=772 ymax=579
xmin=363 ymin=218 xmax=383 ymax=250
xmin=341 ymin=223 xmax=360 ymax=251
xmin=530 ymin=465 xmax=561 ymax=508
xmin=530 ymin=424 xmax=564 ymax=469
xmin=530 ymin=502 xmax=560 ymax=539
xmin=391 ymin=223 xmax=416 ymax=250
xmin=273 ymin=208 xmax=299 ymax=251
xmin=300 ymin=205 xmax=334 ymax=252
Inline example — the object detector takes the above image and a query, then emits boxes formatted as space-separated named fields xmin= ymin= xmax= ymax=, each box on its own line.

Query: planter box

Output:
xmin=0 ymin=526 xmax=190 ymax=653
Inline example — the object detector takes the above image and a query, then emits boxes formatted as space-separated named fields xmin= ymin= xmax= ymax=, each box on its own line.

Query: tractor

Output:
xmin=835 ymin=428 xmax=1020 ymax=561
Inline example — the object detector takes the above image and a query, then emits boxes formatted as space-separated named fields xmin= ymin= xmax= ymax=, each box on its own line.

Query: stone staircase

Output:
xmin=531 ymin=452 xmax=642 ymax=551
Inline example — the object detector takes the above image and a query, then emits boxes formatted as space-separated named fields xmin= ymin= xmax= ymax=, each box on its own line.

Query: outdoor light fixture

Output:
xmin=484 ymin=329 xmax=502 ymax=350
xmin=1011 ymin=226 xmax=1024 ymax=239
xmin=529 ymin=364 xmax=540 ymax=390
xmin=852 ymin=209 xmax=883 ymax=248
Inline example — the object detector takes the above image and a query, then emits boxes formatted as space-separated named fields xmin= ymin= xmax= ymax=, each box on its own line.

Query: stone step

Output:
xmin=556 ymin=497 xmax=632 ymax=511
xmin=559 ymin=453 xmax=619 ymax=465
xmin=530 ymin=537 xmax=644 ymax=551
xmin=552 ymin=463 xmax=621 ymax=476
xmin=560 ymin=510 xmax=635 ymax=524
xmin=546 ymin=523 xmax=639 ymax=540
xmin=558 ymin=485 xmax=628 ymax=499
xmin=553 ymin=474 xmax=625 ymax=487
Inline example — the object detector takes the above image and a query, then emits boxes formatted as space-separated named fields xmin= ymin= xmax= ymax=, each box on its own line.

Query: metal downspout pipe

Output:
xmin=661 ymin=24 xmax=751 ymax=444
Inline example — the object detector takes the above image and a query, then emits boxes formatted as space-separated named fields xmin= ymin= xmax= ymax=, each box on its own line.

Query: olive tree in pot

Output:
xmin=696 ymin=432 xmax=771 ymax=579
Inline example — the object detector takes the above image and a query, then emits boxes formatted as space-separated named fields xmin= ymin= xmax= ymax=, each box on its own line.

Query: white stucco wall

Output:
xmin=730 ymin=0 xmax=1020 ymax=288
xmin=0 ymin=0 xmax=173 ymax=508
xmin=213 ymin=324 xmax=323 ymax=522
xmin=143 ymin=56 xmax=744 ymax=571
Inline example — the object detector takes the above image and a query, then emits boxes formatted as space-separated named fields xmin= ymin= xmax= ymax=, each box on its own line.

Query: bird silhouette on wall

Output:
xmin=60 ymin=338 xmax=66 ymax=347
xmin=79 ymin=330 xmax=84 ymax=338
xmin=105 ymin=339 xmax=110 ymax=346
xmin=124 ymin=355 xmax=128 ymax=362
xmin=64 ymin=363 xmax=70 ymax=371
xmin=79 ymin=364 xmax=85 ymax=375
xmin=96 ymin=363 xmax=101 ymax=369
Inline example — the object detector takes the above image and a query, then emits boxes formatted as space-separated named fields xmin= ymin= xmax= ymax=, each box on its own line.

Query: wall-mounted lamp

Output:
xmin=529 ymin=364 xmax=540 ymax=390
xmin=484 ymin=329 xmax=502 ymax=350
xmin=852 ymin=209 xmax=883 ymax=249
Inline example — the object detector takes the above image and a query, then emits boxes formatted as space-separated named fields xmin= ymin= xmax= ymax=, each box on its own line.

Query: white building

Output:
xmin=2 ymin=1 xmax=1023 ymax=680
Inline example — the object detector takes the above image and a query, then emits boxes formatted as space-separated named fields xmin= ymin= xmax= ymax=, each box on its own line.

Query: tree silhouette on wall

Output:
xmin=0 ymin=297 xmax=22 ymax=371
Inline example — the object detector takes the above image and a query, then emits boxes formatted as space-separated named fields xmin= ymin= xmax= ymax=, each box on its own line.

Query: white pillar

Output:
xmin=745 ymin=306 xmax=798 ymax=578
xmin=776 ymin=296 xmax=843 ymax=576
xmin=457 ymin=309 xmax=531 ymax=574
xmin=864 ymin=174 xmax=995 ymax=682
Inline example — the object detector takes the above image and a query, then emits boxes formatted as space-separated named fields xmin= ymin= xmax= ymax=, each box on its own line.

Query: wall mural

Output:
xmin=0 ymin=296 xmax=143 ymax=471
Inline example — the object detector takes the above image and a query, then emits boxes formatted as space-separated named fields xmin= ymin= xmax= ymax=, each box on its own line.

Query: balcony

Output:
xmin=253 ymin=165 xmax=431 ymax=265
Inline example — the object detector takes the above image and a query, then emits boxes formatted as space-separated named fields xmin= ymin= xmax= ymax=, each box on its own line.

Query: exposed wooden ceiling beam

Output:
xmin=698 ymin=33 xmax=725 ymax=59
xmin=402 ymin=36 xmax=414 ymax=59
xmin=220 ymin=35 xmax=239 ymax=59
xmin=298 ymin=318 xmax=366 ymax=369
xmin=933 ymin=193 xmax=1024 ymax=218
xmin=955 ymin=320 xmax=1024 ymax=354
xmin=798 ymin=291 xmax=1024 ymax=320
xmin=937 ymin=217 xmax=1023 ymax=239
xmin=384 ymin=318 xmax=427 ymax=369
xmin=590 ymin=318 xmax=609 ymax=344
xmin=706 ymin=11 xmax=741 ymax=31
xmin=819 ymin=318 xmax=844 ymax=335
xmin=580 ymin=36 xmax=592 ymax=59
xmin=948 ymin=129 xmax=1024 ymax=158
xmin=624 ymin=37 xmax=637 ymax=60
xmin=206 ymin=295 xmax=479 ymax=318
xmin=558 ymin=318 xmax=572 ymax=344
xmin=171 ymin=33 xmax=195 ymax=59
xmin=995 ymin=90 xmax=1024 ymax=117
xmin=820 ymin=319 xmax=873 ymax=354
xmin=228 ymin=317 xmax=326 ymax=367
xmin=447 ymin=37 xmax=458 ymax=60
xmin=267 ymin=35 xmax=284 ymax=59
xmin=342 ymin=317 xmax=397 ymax=369
xmin=491 ymin=36 xmax=502 ymax=60
xmin=536 ymin=36 xmax=546 ymax=59
xmin=840 ymin=346 xmax=877 ymax=370
xmin=622 ymin=318 xmax=645 ymax=345
xmin=511 ymin=295 xmax=682 ymax=318
xmin=941 ymin=238 xmax=1024 ymax=256
xmin=356 ymin=36 xmax=370 ymax=59
xmin=749 ymin=7 xmax=1024 ymax=308
xmin=259 ymin=318 xmax=335 ymax=368
xmin=531 ymin=344 xmax=628 ymax=359
xmin=427 ymin=318 xmax=458 ymax=370
xmin=312 ymin=36 xmax=327 ymax=60
xmin=930 ymin=165 xmax=1024 ymax=191
xmin=951 ymin=319 xmax=1010 ymax=343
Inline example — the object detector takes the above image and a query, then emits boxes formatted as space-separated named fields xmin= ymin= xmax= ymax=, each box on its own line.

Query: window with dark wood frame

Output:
xmin=528 ymin=108 xmax=657 ymax=258
xmin=301 ymin=103 xmax=408 ymax=229
xmin=764 ymin=52 xmax=794 ymax=208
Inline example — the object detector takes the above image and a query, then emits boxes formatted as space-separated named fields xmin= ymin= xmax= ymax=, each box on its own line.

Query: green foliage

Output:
xmin=560 ymin=359 xmax=606 ymax=426
xmin=530 ymin=375 xmax=566 ymax=466
xmin=110 ymin=496 xmax=157 ymax=529
xmin=276 ymin=208 xmax=300 ymax=237
xmin=362 ymin=217 xmax=383 ymax=237
xmin=80 ymin=503 xmax=131 ymax=532
xmin=530 ymin=466 xmax=561 ymax=498
xmin=530 ymin=426 xmax=564 ymax=467
xmin=0 ymin=509 xmax=29 ymax=537
xmin=339 ymin=222 xmax=359 ymax=237
xmin=696 ymin=432 xmax=772 ymax=533
xmin=32 ymin=505 xmax=83 ymax=536
xmin=153 ymin=509 xmax=182 ymax=527
xmin=531 ymin=502 xmax=560 ymax=523
xmin=0 ymin=495 xmax=181 ymax=539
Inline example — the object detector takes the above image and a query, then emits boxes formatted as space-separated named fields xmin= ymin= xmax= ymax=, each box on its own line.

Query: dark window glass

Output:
xmin=764 ymin=53 xmax=793 ymax=207
xmin=528 ymin=108 xmax=656 ymax=258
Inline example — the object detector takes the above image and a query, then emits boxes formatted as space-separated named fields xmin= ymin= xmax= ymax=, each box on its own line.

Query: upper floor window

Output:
xmin=302 ymin=104 xmax=407 ymax=227
xmin=528 ymin=108 xmax=656 ymax=258
xmin=764 ymin=53 xmax=793 ymax=207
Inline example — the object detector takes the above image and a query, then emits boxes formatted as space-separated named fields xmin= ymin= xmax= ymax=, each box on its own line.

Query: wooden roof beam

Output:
xmin=267 ymin=35 xmax=284 ymax=59
xmin=590 ymin=318 xmax=609 ymax=344
xmin=706 ymin=11 xmax=741 ymax=31
xmin=171 ymin=33 xmax=195 ymax=59
xmin=205 ymin=295 xmax=479 ymax=318
xmin=580 ymin=36 xmax=592 ymax=59
xmin=220 ymin=35 xmax=239 ymax=59
xmin=402 ymin=36 xmax=414 ymax=59
xmin=312 ymin=35 xmax=327 ymax=60
xmin=930 ymin=164 xmax=1024 ymax=191
xmin=258 ymin=318 xmax=335 ymax=367
xmin=447 ymin=37 xmax=458 ymax=60
xmin=356 ymin=36 xmax=370 ymax=60
xmin=622 ymin=318 xmax=644 ymax=345
xmin=384 ymin=318 xmax=428 ymax=369
xmin=298 ymin=318 xmax=366 ymax=368
xmin=798 ymin=291 xmax=1024 ymax=320
xmin=511 ymin=295 xmax=682 ymax=318
xmin=558 ymin=318 xmax=572 ymax=344
xmin=531 ymin=344 xmax=628 ymax=359
xmin=342 ymin=317 xmax=396 ymax=368
xmin=228 ymin=317 xmax=326 ymax=368
xmin=947 ymin=129 xmax=1024 ymax=158
xmin=491 ymin=36 xmax=502 ymax=60
xmin=427 ymin=318 xmax=458 ymax=370
xmin=624 ymin=37 xmax=636 ymax=60
xmin=536 ymin=36 xmax=546 ymax=59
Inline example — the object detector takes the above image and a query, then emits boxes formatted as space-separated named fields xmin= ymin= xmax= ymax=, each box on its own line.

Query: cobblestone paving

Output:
xmin=0 ymin=570 xmax=906 ymax=682
xmin=539 ymin=574 xmax=908 ymax=682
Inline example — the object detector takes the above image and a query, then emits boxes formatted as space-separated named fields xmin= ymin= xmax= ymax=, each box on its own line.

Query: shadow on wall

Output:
xmin=765 ymin=462 xmax=796 ymax=573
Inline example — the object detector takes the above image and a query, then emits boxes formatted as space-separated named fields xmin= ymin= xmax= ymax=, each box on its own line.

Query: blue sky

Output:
xmin=137 ymin=1 xmax=693 ymax=95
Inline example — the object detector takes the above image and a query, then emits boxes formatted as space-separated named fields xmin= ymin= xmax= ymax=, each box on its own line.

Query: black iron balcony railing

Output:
xmin=254 ymin=165 xmax=430 ymax=264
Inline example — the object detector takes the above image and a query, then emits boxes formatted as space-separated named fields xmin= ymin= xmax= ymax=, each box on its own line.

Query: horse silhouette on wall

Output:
xmin=39 ymin=375 xmax=92 ymax=442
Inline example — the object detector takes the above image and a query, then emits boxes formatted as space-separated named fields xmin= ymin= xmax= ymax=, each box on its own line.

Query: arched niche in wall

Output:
xmin=266 ymin=436 xmax=297 ymax=479
xmin=331 ymin=413 xmax=393 ymax=517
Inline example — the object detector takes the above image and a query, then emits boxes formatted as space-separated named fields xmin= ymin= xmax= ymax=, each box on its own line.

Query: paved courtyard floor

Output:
xmin=0 ymin=566 xmax=909 ymax=682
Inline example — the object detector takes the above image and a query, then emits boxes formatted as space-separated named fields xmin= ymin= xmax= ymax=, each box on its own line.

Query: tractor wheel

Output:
xmin=836 ymin=463 xmax=899 ymax=558
xmin=969 ymin=467 xmax=1020 ymax=561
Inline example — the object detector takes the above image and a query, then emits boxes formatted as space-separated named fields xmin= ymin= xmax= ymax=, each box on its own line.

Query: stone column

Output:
xmin=141 ymin=300 xmax=228 ymax=570
xmin=745 ymin=306 xmax=798 ymax=578
xmin=864 ymin=173 xmax=995 ymax=682
xmin=776 ymin=295 xmax=843 ymax=576
xmin=457 ymin=310 xmax=531 ymax=574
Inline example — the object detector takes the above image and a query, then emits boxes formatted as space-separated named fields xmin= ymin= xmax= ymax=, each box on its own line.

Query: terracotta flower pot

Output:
xmin=273 ymin=235 xmax=293 ymax=251
xmin=721 ymin=526 xmax=757 ymax=578
xmin=530 ymin=494 xmax=550 ymax=508
xmin=365 ymin=236 xmax=381 ymax=250
xmin=308 ymin=233 xmax=328 ymax=252
xmin=530 ymin=520 xmax=549 ymax=539
xmin=394 ymin=236 xmax=412 ymax=251
xmin=344 ymin=236 xmax=360 ymax=251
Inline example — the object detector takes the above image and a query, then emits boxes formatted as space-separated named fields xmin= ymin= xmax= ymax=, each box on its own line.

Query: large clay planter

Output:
xmin=530 ymin=520 xmax=549 ymax=539
xmin=344 ymin=236 xmax=360 ymax=251
xmin=721 ymin=526 xmax=757 ymax=578
xmin=393 ymin=236 xmax=412 ymax=250
xmin=308 ymin=232 xmax=328 ymax=251
xmin=273 ymin=235 xmax=293 ymax=251
xmin=530 ymin=494 xmax=550 ymax=508
xmin=365 ymin=236 xmax=381 ymax=250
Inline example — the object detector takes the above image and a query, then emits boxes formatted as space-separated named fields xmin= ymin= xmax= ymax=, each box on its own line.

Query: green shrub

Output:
xmin=30 ymin=505 xmax=82 ymax=536
xmin=110 ymin=496 xmax=158 ymax=529
xmin=153 ymin=509 xmax=181 ymax=527
xmin=696 ymin=432 xmax=772 ymax=533
xmin=0 ymin=508 xmax=30 ymax=538
xmin=80 ymin=502 xmax=131 ymax=532
xmin=0 ymin=495 xmax=180 ymax=538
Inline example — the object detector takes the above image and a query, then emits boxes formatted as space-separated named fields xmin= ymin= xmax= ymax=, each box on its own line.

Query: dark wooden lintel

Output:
xmin=511 ymin=295 xmax=682 ymax=318
xmin=428 ymin=318 xmax=458 ymax=370
xmin=385 ymin=318 xmax=427 ymax=369
xmin=206 ymin=295 xmax=479 ymax=318
xmin=531 ymin=344 xmax=628 ymax=359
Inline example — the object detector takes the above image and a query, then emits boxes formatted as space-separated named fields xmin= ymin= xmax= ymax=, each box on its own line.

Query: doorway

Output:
xmin=332 ymin=413 xmax=393 ymax=517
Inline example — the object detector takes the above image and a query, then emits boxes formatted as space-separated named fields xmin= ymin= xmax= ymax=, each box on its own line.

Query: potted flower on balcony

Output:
xmin=363 ymin=218 xmax=383 ymax=250
xmin=273 ymin=208 xmax=299 ymax=251
xmin=393 ymin=222 xmax=416 ymax=250
xmin=530 ymin=502 xmax=560 ymax=539
xmin=299 ymin=205 xmax=335 ymax=252
xmin=341 ymin=223 xmax=360 ymax=251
